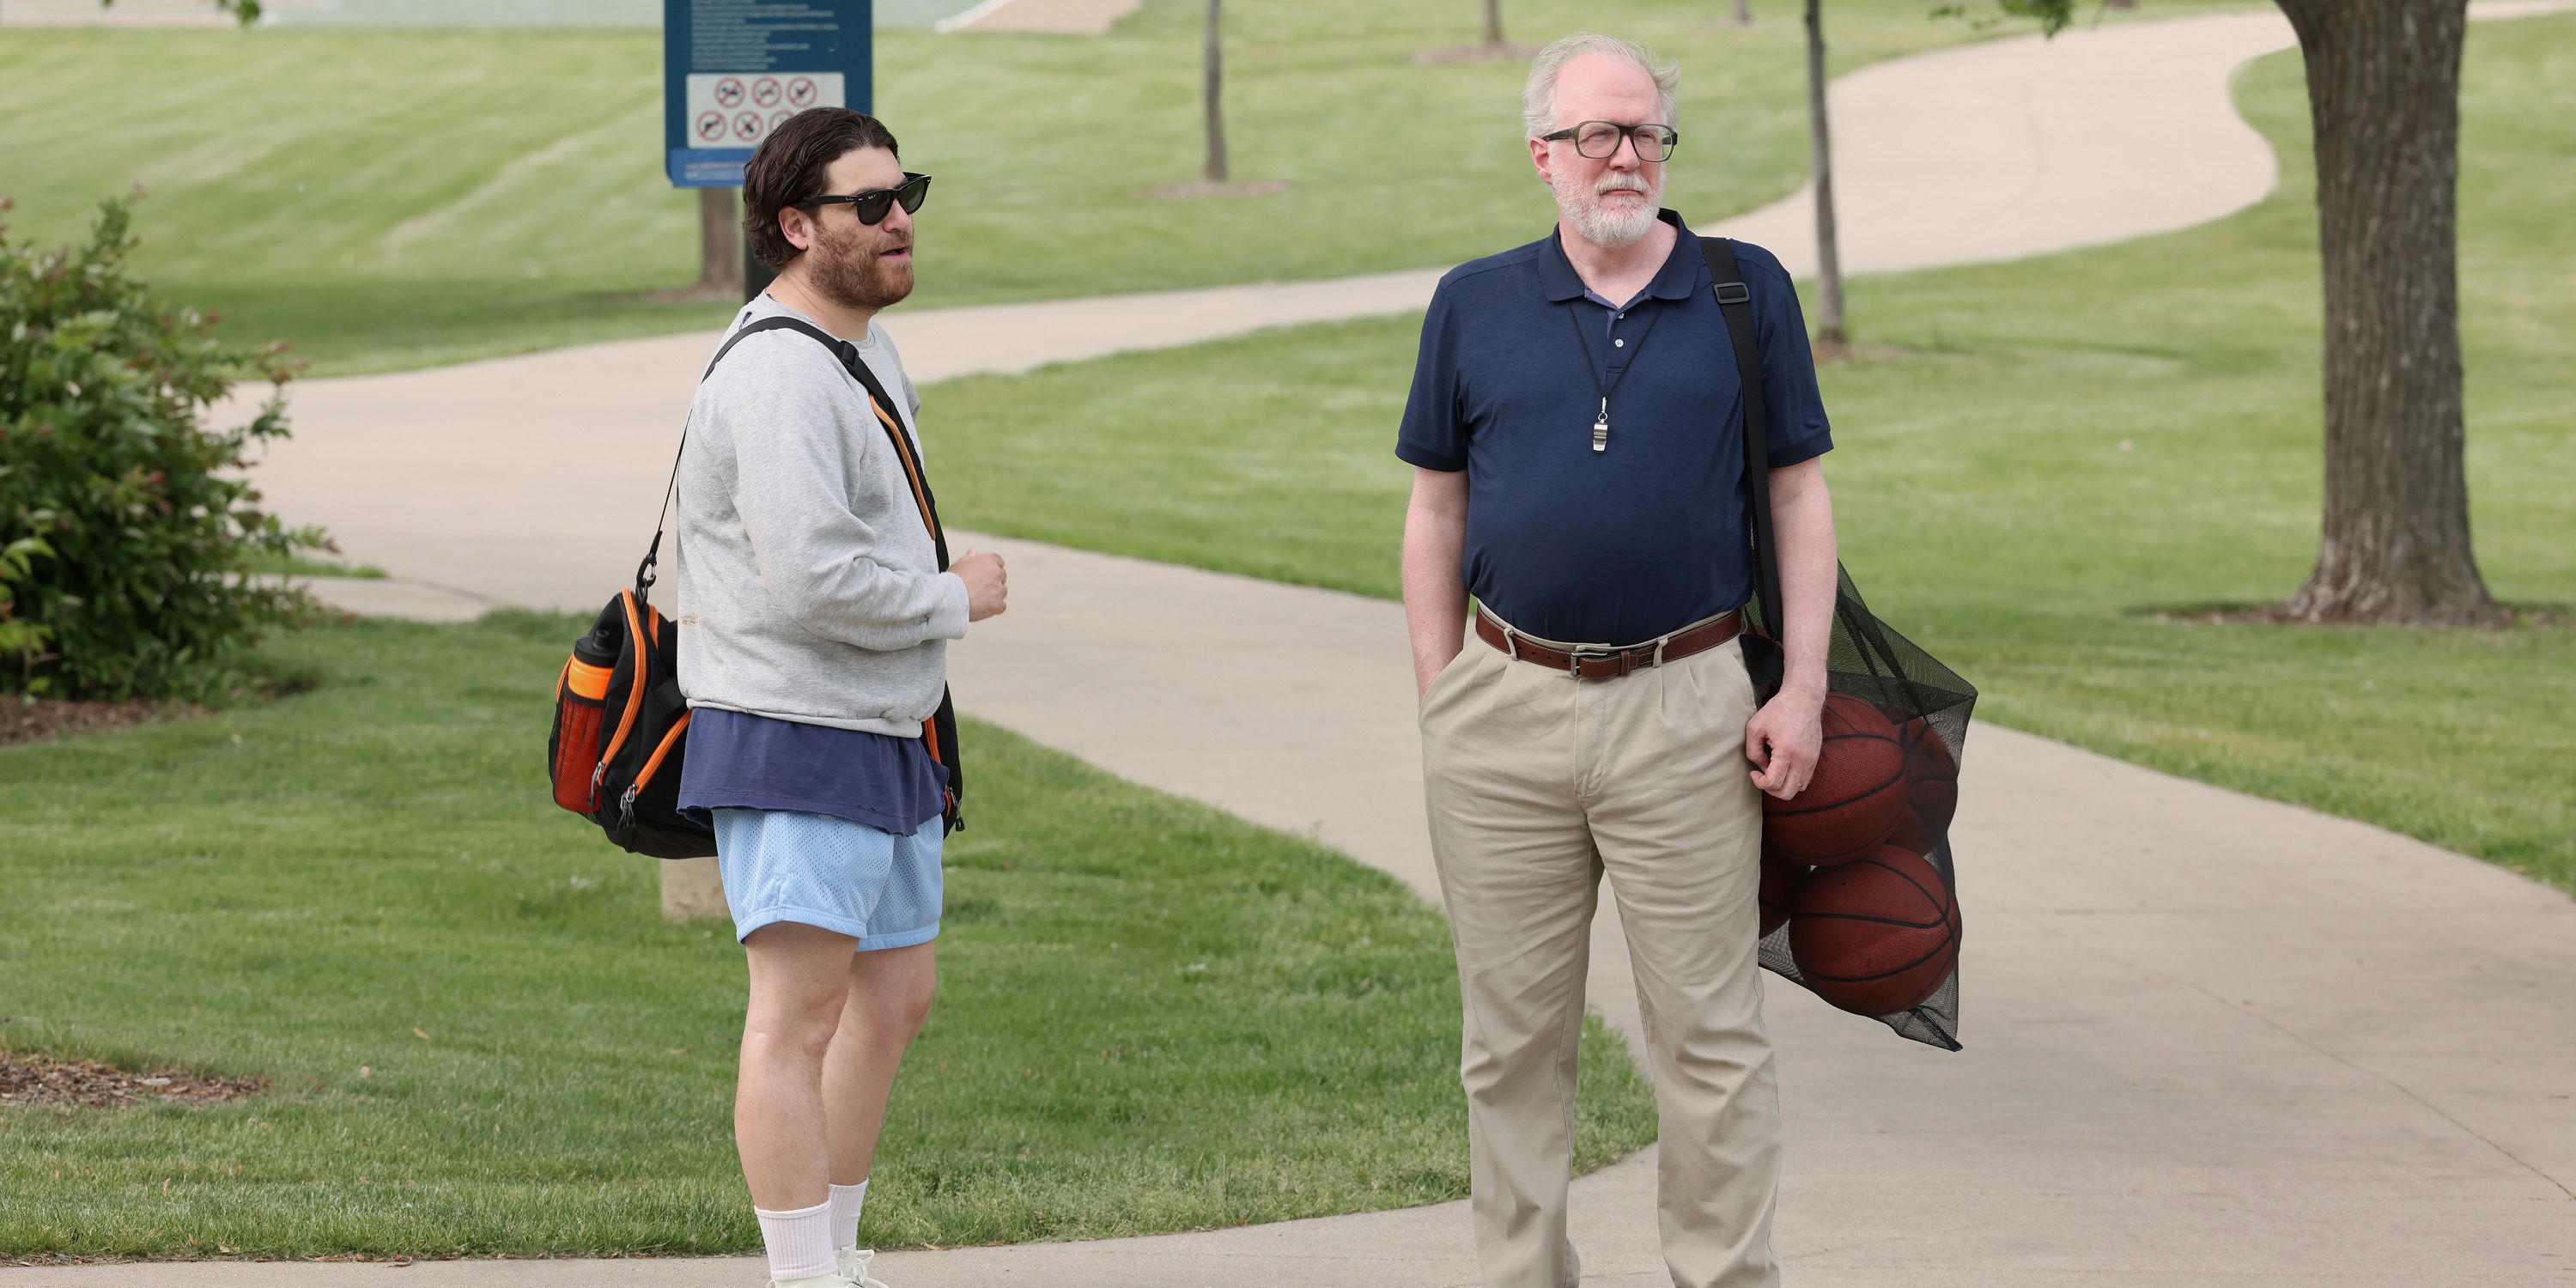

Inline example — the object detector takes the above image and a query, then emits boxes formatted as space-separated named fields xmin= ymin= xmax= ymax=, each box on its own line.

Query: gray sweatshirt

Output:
xmin=672 ymin=296 xmax=969 ymax=737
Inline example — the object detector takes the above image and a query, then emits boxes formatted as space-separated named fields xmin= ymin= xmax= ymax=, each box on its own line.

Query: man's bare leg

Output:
xmin=823 ymin=940 xmax=936 ymax=1184
xmin=737 ymin=920 xmax=860 ymax=1285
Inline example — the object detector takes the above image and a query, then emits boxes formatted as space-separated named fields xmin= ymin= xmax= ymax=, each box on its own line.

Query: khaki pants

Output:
xmin=1418 ymin=612 xmax=1781 ymax=1288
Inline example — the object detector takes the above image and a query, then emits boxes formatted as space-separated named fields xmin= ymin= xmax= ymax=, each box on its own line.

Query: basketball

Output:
xmin=1884 ymin=714 xmax=1960 ymax=854
xmin=1758 ymin=845 xmax=1806 ymax=937
xmin=1788 ymin=844 xmax=1961 ymax=1015
xmin=1761 ymin=692 xmax=1906 ymax=863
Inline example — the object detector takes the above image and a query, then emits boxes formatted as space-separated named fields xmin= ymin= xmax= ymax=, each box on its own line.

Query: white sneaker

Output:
xmin=771 ymin=1275 xmax=841 ymax=1288
xmin=839 ymin=1247 xmax=890 ymax=1288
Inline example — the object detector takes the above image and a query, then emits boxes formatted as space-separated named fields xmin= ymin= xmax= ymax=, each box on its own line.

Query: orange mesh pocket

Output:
xmin=550 ymin=662 xmax=608 ymax=813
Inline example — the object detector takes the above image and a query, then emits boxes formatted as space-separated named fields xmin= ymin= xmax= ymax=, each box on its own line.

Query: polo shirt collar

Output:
xmin=1539 ymin=208 xmax=1701 ymax=303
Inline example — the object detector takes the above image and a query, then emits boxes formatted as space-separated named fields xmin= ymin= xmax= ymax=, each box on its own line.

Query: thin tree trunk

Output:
xmin=1482 ymin=0 xmax=1504 ymax=48
xmin=1203 ymin=0 xmax=1228 ymax=184
xmin=694 ymin=186 xmax=744 ymax=298
xmin=1806 ymin=0 xmax=1847 ymax=351
xmin=1735 ymin=0 xmax=1753 ymax=27
xmin=2274 ymin=0 xmax=2497 ymax=624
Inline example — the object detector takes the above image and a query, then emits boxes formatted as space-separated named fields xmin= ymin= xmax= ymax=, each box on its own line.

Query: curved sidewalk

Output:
xmin=72 ymin=5 xmax=2576 ymax=1285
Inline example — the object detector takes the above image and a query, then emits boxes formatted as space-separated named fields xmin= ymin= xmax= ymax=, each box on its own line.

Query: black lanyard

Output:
xmin=1566 ymin=295 xmax=1667 ymax=453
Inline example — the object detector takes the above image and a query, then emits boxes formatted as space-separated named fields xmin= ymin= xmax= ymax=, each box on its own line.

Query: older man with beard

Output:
xmin=671 ymin=107 xmax=1007 ymax=1288
xmin=1398 ymin=33 xmax=1842 ymax=1288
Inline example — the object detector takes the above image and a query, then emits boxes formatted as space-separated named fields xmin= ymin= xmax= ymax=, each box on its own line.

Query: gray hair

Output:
xmin=1522 ymin=33 xmax=1680 ymax=140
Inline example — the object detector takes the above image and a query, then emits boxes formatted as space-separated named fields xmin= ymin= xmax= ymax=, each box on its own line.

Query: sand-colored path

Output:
xmin=35 ymin=5 xmax=2575 ymax=1285
xmin=933 ymin=0 xmax=1139 ymax=36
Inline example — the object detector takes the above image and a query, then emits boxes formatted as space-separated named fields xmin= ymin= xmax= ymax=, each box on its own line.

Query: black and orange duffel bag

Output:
xmin=548 ymin=316 xmax=966 ymax=859
xmin=550 ymin=584 xmax=708 ymax=858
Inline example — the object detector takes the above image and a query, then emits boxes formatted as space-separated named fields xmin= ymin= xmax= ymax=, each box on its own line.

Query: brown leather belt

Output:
xmin=1476 ymin=607 xmax=1743 ymax=680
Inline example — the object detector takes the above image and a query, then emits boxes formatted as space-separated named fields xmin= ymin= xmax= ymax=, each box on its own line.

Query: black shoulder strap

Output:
xmin=634 ymin=315 xmax=837 ymax=598
xmin=1699 ymin=237 xmax=1784 ymax=638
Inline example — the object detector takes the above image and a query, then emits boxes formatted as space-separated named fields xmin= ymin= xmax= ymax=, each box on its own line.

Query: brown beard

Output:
xmin=804 ymin=216 xmax=914 ymax=311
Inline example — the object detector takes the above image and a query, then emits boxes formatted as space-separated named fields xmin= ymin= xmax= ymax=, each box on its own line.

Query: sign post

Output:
xmin=665 ymin=0 xmax=872 ymax=303
xmin=659 ymin=2 xmax=871 ymax=920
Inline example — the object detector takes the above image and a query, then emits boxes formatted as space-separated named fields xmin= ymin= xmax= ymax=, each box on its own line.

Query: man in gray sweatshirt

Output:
xmin=671 ymin=107 xmax=1006 ymax=1288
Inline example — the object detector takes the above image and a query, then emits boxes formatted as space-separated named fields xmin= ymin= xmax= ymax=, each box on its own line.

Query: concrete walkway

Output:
xmin=933 ymin=0 xmax=1139 ymax=36
xmin=43 ymin=5 xmax=2574 ymax=1285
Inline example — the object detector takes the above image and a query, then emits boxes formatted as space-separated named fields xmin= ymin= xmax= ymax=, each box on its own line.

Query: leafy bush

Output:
xmin=0 ymin=192 xmax=327 ymax=701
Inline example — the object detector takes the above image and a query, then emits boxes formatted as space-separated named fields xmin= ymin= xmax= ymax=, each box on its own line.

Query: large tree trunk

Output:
xmin=1482 ymin=0 xmax=1504 ymax=48
xmin=1806 ymin=0 xmax=1848 ymax=351
xmin=1203 ymin=0 xmax=1228 ymax=183
xmin=694 ymin=186 xmax=744 ymax=298
xmin=2274 ymin=0 xmax=2498 ymax=625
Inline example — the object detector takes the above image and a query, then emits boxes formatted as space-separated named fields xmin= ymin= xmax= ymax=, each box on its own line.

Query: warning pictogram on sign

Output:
xmin=672 ymin=70 xmax=849 ymax=185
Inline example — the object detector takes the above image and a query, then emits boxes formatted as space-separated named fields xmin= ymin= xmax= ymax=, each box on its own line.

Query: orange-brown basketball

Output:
xmin=1761 ymin=693 xmax=1906 ymax=864
xmin=1883 ymin=716 xmax=1961 ymax=853
xmin=1787 ymin=844 xmax=1961 ymax=1015
xmin=1758 ymin=846 xmax=1806 ymax=938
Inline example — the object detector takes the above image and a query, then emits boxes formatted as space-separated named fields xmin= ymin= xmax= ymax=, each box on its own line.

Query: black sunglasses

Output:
xmin=802 ymin=172 xmax=932 ymax=226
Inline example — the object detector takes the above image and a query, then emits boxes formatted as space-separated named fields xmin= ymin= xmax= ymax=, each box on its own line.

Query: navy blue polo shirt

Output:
xmin=1395 ymin=210 xmax=1832 ymax=645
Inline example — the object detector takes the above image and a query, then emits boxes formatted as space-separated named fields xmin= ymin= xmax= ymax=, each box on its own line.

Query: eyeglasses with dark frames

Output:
xmin=1538 ymin=122 xmax=1679 ymax=163
xmin=801 ymin=172 xmax=933 ymax=226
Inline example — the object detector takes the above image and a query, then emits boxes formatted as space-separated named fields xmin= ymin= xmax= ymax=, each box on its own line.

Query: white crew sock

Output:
xmin=829 ymin=1179 xmax=870 ymax=1250
xmin=752 ymin=1198 xmax=837 ymax=1283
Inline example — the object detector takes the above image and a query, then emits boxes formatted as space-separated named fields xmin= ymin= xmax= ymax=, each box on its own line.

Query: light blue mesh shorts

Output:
xmin=711 ymin=808 xmax=944 ymax=950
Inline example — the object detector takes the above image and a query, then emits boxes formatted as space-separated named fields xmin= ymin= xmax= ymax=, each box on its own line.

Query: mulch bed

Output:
xmin=0 ymin=697 xmax=201 ymax=748
xmin=2155 ymin=602 xmax=2565 ymax=629
xmin=0 ymin=1052 xmax=266 ymax=1109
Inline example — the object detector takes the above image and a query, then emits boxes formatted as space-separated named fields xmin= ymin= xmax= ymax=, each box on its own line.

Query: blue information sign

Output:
xmin=665 ymin=0 xmax=872 ymax=188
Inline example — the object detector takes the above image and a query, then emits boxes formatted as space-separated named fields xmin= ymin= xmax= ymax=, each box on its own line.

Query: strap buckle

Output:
xmin=1566 ymin=647 xmax=1625 ymax=680
xmin=1714 ymin=283 xmax=1750 ymax=305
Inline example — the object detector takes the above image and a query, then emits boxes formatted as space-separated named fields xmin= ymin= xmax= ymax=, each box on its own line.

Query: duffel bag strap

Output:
xmin=1698 ymin=237 xmax=1785 ymax=639
xmin=635 ymin=315 xmax=841 ymax=601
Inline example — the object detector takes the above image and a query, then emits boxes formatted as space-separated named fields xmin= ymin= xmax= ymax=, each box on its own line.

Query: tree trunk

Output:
xmin=1806 ymin=0 xmax=1848 ymax=351
xmin=2274 ymin=0 xmax=2497 ymax=624
xmin=1482 ymin=0 xmax=1504 ymax=48
xmin=1203 ymin=0 xmax=1228 ymax=183
xmin=694 ymin=186 xmax=744 ymax=298
xmin=1735 ymin=0 xmax=1753 ymax=27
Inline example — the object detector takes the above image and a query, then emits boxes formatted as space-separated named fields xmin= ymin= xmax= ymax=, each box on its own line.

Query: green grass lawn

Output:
xmin=0 ymin=1 xmax=2239 ymax=374
xmin=0 ymin=614 xmax=1654 ymax=1259
xmin=922 ymin=19 xmax=2576 ymax=894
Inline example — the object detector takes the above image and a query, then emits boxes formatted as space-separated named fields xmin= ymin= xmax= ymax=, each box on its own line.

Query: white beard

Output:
xmin=1554 ymin=170 xmax=1661 ymax=249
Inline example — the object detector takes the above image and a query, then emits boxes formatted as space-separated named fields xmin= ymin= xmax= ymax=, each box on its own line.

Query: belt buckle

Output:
xmin=1566 ymin=647 xmax=1619 ymax=680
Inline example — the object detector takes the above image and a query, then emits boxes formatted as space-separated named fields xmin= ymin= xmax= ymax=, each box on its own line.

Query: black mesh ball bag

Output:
xmin=1705 ymin=238 xmax=1977 ymax=1052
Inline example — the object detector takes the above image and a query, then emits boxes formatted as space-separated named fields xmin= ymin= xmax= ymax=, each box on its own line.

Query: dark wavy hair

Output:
xmin=741 ymin=107 xmax=902 ymax=270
